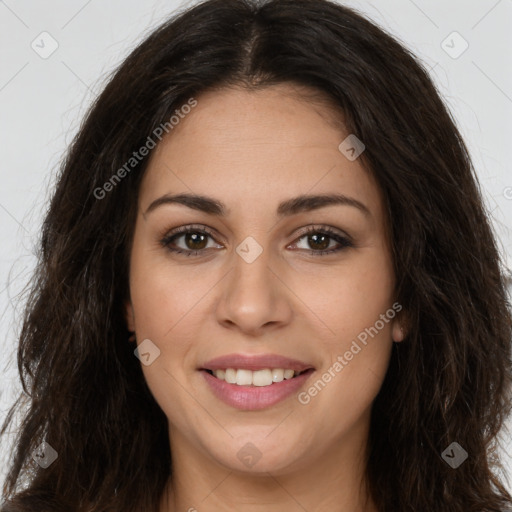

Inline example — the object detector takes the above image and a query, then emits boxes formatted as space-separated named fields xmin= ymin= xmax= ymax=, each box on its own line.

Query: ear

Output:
xmin=124 ymin=299 xmax=136 ymax=332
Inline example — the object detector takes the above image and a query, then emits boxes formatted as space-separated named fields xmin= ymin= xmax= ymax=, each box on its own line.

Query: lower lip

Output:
xmin=201 ymin=369 xmax=314 ymax=410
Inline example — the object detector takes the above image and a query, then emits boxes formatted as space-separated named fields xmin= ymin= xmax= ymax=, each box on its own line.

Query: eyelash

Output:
xmin=159 ymin=224 xmax=354 ymax=257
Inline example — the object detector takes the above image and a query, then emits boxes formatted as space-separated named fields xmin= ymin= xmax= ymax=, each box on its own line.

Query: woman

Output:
xmin=1 ymin=0 xmax=511 ymax=510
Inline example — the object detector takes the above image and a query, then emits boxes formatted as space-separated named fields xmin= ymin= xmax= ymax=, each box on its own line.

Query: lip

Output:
xmin=201 ymin=368 xmax=315 ymax=410
xmin=200 ymin=353 xmax=314 ymax=372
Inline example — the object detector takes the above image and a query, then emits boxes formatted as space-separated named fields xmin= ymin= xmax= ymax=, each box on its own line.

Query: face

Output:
xmin=125 ymin=84 xmax=404 ymax=476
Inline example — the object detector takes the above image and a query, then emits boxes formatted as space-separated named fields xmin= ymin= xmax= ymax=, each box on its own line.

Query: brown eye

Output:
xmin=160 ymin=226 xmax=222 ymax=256
xmin=290 ymin=226 xmax=354 ymax=256
xmin=182 ymin=232 xmax=209 ymax=251
xmin=306 ymin=233 xmax=331 ymax=251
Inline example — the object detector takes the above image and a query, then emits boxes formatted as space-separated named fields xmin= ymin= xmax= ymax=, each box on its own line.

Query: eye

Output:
xmin=289 ymin=225 xmax=354 ymax=256
xmin=160 ymin=225 xmax=222 ymax=256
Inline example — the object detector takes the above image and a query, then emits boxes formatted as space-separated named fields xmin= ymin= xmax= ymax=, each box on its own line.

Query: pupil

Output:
xmin=310 ymin=234 xmax=329 ymax=251
xmin=186 ymin=233 xmax=207 ymax=250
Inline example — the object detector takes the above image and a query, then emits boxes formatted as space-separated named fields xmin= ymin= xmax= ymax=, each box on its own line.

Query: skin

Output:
xmin=124 ymin=83 xmax=406 ymax=512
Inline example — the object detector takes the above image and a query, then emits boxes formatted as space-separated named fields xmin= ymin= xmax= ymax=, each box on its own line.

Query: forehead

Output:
xmin=139 ymin=84 xmax=386 ymax=229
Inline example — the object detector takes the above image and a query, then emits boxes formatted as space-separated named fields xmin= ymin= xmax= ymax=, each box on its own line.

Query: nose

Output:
xmin=215 ymin=242 xmax=293 ymax=336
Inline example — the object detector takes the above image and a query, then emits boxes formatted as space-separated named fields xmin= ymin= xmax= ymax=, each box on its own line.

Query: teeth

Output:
xmin=211 ymin=368 xmax=302 ymax=386
xmin=272 ymin=369 xmax=284 ymax=382
xmin=283 ymin=369 xmax=295 ymax=380
xmin=253 ymin=369 xmax=272 ymax=386
xmin=236 ymin=369 xmax=253 ymax=386
xmin=224 ymin=368 xmax=236 ymax=384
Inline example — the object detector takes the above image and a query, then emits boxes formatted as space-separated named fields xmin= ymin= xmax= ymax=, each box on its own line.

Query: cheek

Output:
xmin=298 ymin=341 xmax=392 ymax=445
xmin=127 ymin=250 xmax=200 ymax=409
xmin=129 ymin=257 xmax=206 ymax=428
xmin=298 ymin=287 xmax=395 ymax=433
xmin=295 ymin=246 xmax=395 ymax=344
xmin=129 ymin=246 xmax=212 ymax=340
xmin=294 ymin=247 xmax=395 ymax=405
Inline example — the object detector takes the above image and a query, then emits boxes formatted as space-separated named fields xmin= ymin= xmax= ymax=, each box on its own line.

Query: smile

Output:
xmin=201 ymin=369 xmax=315 ymax=410
xmin=205 ymin=368 xmax=308 ymax=386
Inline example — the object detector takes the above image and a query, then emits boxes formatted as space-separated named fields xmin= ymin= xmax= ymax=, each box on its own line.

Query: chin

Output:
xmin=205 ymin=432 xmax=309 ymax=474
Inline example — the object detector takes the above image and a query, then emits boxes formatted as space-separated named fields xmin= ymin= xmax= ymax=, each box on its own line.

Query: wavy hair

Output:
xmin=1 ymin=0 xmax=512 ymax=510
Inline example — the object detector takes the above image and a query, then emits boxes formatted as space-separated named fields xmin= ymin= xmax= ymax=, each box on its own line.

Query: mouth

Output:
xmin=199 ymin=353 xmax=315 ymax=410
xmin=201 ymin=367 xmax=315 ymax=387
xmin=200 ymin=367 xmax=315 ymax=410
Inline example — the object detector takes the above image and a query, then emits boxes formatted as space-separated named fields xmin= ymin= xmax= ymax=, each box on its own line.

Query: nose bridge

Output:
xmin=231 ymin=235 xmax=275 ymax=305
xmin=233 ymin=235 xmax=271 ymax=287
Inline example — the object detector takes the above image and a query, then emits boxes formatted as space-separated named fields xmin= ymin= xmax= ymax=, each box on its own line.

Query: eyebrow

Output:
xmin=144 ymin=192 xmax=371 ymax=219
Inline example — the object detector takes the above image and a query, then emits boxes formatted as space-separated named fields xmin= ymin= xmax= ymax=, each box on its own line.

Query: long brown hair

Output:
xmin=2 ymin=0 xmax=511 ymax=510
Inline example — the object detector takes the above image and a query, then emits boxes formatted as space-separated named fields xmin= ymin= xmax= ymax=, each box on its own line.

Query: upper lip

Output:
xmin=201 ymin=353 xmax=314 ymax=372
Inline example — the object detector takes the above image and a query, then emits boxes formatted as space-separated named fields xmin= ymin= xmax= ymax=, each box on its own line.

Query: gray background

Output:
xmin=1 ymin=0 xmax=511 ymax=493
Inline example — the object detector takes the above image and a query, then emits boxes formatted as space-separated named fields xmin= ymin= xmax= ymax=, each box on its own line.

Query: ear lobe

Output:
xmin=392 ymin=323 xmax=405 ymax=342
xmin=391 ymin=314 xmax=408 ymax=343
xmin=124 ymin=299 xmax=135 ymax=332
